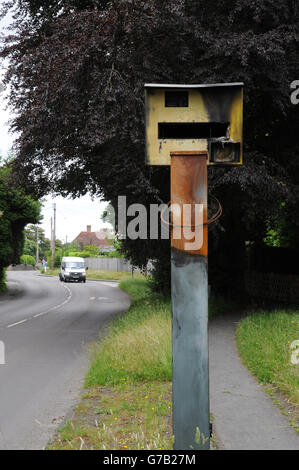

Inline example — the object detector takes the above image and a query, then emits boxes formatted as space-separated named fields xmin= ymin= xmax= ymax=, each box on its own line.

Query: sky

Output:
xmin=0 ymin=9 xmax=111 ymax=243
xmin=41 ymin=196 xmax=110 ymax=243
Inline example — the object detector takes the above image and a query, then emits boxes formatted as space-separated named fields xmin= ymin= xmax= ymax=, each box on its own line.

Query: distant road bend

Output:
xmin=0 ymin=271 xmax=130 ymax=450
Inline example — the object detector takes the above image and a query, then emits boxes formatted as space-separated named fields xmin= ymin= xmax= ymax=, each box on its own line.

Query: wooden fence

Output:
xmin=84 ymin=257 xmax=152 ymax=273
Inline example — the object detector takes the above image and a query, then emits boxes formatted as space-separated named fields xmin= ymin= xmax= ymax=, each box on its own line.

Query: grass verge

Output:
xmin=48 ymin=278 xmax=173 ymax=450
xmin=41 ymin=267 xmax=145 ymax=281
xmin=236 ymin=310 xmax=299 ymax=431
xmin=47 ymin=382 xmax=173 ymax=450
xmin=85 ymin=279 xmax=171 ymax=387
xmin=48 ymin=280 xmax=241 ymax=450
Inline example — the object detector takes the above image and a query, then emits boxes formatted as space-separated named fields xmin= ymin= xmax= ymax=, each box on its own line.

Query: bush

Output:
xmin=0 ymin=165 xmax=40 ymax=274
xmin=54 ymin=250 xmax=62 ymax=267
xmin=148 ymin=256 xmax=171 ymax=294
xmin=20 ymin=254 xmax=36 ymax=266
xmin=83 ymin=245 xmax=99 ymax=256
xmin=0 ymin=268 xmax=6 ymax=292
xmin=248 ymin=245 xmax=299 ymax=276
xmin=44 ymin=250 xmax=63 ymax=268
xmin=68 ymin=251 xmax=91 ymax=258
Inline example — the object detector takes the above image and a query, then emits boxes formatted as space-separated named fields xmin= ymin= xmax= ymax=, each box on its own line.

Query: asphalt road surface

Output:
xmin=0 ymin=271 xmax=131 ymax=450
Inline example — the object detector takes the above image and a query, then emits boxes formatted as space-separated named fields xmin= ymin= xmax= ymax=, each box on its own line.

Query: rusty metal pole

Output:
xmin=170 ymin=151 xmax=209 ymax=450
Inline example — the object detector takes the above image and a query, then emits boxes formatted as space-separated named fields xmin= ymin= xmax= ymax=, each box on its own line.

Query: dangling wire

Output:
xmin=160 ymin=195 xmax=222 ymax=228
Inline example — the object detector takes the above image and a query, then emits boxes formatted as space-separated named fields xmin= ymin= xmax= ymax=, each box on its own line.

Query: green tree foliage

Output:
xmin=62 ymin=241 xmax=81 ymax=253
xmin=67 ymin=251 xmax=91 ymax=258
xmin=1 ymin=0 xmax=298 ymax=293
xmin=20 ymin=254 xmax=36 ymax=266
xmin=101 ymin=204 xmax=116 ymax=229
xmin=264 ymin=207 xmax=299 ymax=250
xmin=23 ymin=224 xmax=51 ymax=260
xmin=54 ymin=250 xmax=63 ymax=267
xmin=0 ymin=268 xmax=6 ymax=292
xmin=45 ymin=239 xmax=64 ymax=267
xmin=0 ymin=163 xmax=41 ymax=288
xmin=83 ymin=245 xmax=100 ymax=256
xmin=110 ymin=237 xmax=124 ymax=258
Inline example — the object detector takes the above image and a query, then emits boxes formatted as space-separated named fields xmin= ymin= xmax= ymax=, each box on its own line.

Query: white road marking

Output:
xmin=99 ymin=282 xmax=119 ymax=288
xmin=7 ymin=319 xmax=28 ymax=328
xmin=90 ymin=297 xmax=95 ymax=300
xmin=98 ymin=297 xmax=109 ymax=300
xmin=5 ymin=284 xmax=72 ymax=329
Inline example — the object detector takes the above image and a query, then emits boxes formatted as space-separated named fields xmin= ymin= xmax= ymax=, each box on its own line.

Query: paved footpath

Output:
xmin=209 ymin=313 xmax=299 ymax=450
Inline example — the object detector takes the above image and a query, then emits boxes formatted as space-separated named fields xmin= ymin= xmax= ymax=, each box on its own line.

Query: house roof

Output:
xmin=73 ymin=231 xmax=112 ymax=247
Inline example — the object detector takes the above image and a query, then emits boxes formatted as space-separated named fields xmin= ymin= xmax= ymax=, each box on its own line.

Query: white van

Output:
xmin=59 ymin=256 xmax=87 ymax=283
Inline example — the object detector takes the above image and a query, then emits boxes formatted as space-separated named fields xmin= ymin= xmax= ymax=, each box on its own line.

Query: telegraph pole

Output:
xmin=35 ymin=226 xmax=39 ymax=264
xmin=51 ymin=217 xmax=53 ymax=269
xmin=51 ymin=203 xmax=56 ymax=270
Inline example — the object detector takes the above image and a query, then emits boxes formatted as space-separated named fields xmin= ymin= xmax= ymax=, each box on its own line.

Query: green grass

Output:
xmin=236 ymin=310 xmax=299 ymax=427
xmin=47 ymin=382 xmax=173 ymax=450
xmin=48 ymin=281 xmax=299 ymax=448
xmin=87 ymin=269 xmax=145 ymax=281
xmin=85 ymin=279 xmax=172 ymax=387
xmin=49 ymin=279 xmax=224 ymax=450
xmin=48 ymin=278 xmax=174 ymax=450
xmin=41 ymin=267 xmax=145 ymax=281
xmin=84 ymin=279 xmax=231 ymax=387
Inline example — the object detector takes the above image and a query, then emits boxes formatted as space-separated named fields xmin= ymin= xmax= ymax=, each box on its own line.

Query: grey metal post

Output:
xmin=170 ymin=151 xmax=210 ymax=450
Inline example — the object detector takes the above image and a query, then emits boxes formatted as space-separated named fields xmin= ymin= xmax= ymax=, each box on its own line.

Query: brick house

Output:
xmin=73 ymin=225 xmax=113 ymax=252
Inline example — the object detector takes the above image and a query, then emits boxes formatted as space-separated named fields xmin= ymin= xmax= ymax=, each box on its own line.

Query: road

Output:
xmin=0 ymin=271 xmax=131 ymax=450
